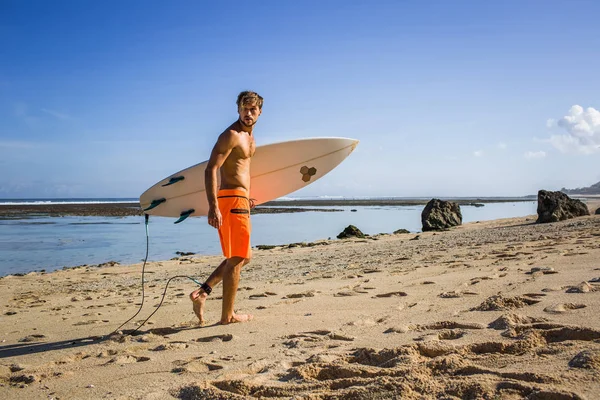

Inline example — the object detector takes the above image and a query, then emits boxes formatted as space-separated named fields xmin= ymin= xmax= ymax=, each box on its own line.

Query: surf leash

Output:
xmin=108 ymin=214 xmax=203 ymax=337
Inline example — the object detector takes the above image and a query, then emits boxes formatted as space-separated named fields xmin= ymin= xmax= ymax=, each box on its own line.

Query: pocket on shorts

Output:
xmin=230 ymin=208 xmax=249 ymax=214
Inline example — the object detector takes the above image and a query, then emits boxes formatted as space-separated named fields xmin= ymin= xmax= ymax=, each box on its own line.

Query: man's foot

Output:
xmin=220 ymin=313 xmax=253 ymax=325
xmin=189 ymin=289 xmax=208 ymax=325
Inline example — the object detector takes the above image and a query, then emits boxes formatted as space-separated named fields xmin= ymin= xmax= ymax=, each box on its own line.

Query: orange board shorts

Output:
xmin=217 ymin=189 xmax=252 ymax=259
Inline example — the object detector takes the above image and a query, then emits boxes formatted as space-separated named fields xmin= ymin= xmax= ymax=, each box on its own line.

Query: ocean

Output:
xmin=0 ymin=198 xmax=538 ymax=277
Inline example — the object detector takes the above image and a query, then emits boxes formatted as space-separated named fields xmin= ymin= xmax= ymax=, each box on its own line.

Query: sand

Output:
xmin=1 ymin=206 xmax=599 ymax=399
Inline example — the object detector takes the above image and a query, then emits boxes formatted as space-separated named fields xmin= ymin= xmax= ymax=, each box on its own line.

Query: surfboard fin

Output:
xmin=175 ymin=209 xmax=195 ymax=224
xmin=143 ymin=198 xmax=166 ymax=211
xmin=162 ymin=176 xmax=185 ymax=186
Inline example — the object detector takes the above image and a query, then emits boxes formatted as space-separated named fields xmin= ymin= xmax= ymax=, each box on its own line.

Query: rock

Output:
xmin=527 ymin=267 xmax=557 ymax=275
xmin=175 ymin=251 xmax=195 ymax=256
xmin=96 ymin=261 xmax=120 ymax=268
xmin=421 ymin=199 xmax=462 ymax=231
xmin=596 ymin=207 xmax=600 ymax=215
xmin=337 ymin=225 xmax=365 ymax=239
xmin=256 ymin=245 xmax=277 ymax=250
xmin=566 ymin=282 xmax=594 ymax=293
xmin=569 ymin=350 xmax=600 ymax=369
xmin=466 ymin=203 xmax=484 ymax=207
xmin=536 ymin=190 xmax=589 ymax=223
xmin=393 ymin=229 xmax=410 ymax=234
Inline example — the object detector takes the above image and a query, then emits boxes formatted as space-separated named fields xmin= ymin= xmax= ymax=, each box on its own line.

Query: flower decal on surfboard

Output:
xmin=300 ymin=166 xmax=317 ymax=182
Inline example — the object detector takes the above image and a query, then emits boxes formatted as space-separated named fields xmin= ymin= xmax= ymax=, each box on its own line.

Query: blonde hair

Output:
xmin=236 ymin=91 xmax=263 ymax=110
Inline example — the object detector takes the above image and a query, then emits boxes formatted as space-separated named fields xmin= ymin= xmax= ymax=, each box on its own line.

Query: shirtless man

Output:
xmin=189 ymin=91 xmax=262 ymax=325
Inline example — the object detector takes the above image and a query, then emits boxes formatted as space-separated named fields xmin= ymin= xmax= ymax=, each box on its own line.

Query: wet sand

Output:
xmin=1 ymin=206 xmax=599 ymax=399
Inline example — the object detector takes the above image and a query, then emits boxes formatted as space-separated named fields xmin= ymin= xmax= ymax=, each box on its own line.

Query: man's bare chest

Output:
xmin=234 ymin=139 xmax=255 ymax=159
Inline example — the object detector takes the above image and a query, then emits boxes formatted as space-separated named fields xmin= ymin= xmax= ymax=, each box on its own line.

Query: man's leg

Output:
xmin=189 ymin=258 xmax=228 ymax=324
xmin=220 ymin=257 xmax=252 ymax=324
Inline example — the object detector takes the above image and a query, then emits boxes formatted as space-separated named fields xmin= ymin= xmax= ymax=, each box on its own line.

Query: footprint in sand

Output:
xmin=488 ymin=313 xmax=548 ymax=330
xmin=334 ymin=291 xmax=359 ymax=297
xmin=171 ymin=358 xmax=223 ymax=373
xmin=566 ymin=282 xmax=599 ymax=293
xmin=471 ymin=295 xmax=539 ymax=311
xmin=18 ymin=334 xmax=47 ymax=343
xmin=543 ymin=303 xmax=587 ymax=314
xmin=526 ymin=266 xmax=558 ymax=275
xmin=385 ymin=320 xmax=484 ymax=334
xmin=249 ymin=293 xmax=268 ymax=299
xmin=438 ymin=290 xmax=479 ymax=298
xmin=105 ymin=355 xmax=150 ymax=365
xmin=414 ymin=329 xmax=467 ymax=342
xmin=374 ymin=291 xmax=408 ymax=298
xmin=282 ymin=330 xmax=354 ymax=349
xmin=196 ymin=334 xmax=234 ymax=343
xmin=522 ymin=293 xmax=547 ymax=299
xmin=284 ymin=291 xmax=316 ymax=299
xmin=152 ymin=342 xmax=189 ymax=351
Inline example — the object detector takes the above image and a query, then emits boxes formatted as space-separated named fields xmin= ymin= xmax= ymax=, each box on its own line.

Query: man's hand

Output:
xmin=207 ymin=207 xmax=222 ymax=229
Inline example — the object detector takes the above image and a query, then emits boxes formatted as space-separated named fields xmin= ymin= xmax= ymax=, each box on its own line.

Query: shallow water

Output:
xmin=0 ymin=201 xmax=537 ymax=276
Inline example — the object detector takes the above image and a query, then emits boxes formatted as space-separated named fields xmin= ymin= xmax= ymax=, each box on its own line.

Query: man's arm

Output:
xmin=205 ymin=130 xmax=236 ymax=228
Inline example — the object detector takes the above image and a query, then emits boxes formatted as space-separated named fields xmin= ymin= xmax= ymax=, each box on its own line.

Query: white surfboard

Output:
xmin=139 ymin=137 xmax=359 ymax=220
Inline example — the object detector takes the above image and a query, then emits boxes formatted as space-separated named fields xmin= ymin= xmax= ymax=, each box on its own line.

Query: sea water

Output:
xmin=0 ymin=201 xmax=538 ymax=276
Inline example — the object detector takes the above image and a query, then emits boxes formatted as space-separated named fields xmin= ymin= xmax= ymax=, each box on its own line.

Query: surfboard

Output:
xmin=139 ymin=137 xmax=359 ymax=221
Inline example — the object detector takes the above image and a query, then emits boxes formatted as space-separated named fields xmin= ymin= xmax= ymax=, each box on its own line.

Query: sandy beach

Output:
xmin=1 ymin=201 xmax=599 ymax=399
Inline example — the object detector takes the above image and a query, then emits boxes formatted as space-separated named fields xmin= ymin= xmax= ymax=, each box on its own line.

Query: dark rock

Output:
xmin=421 ymin=199 xmax=462 ymax=231
xmin=569 ymin=350 xmax=600 ymax=369
xmin=393 ymin=229 xmax=410 ymax=234
xmin=466 ymin=203 xmax=484 ymax=207
xmin=536 ymin=190 xmax=589 ymax=223
xmin=596 ymin=207 xmax=600 ymax=215
xmin=337 ymin=225 xmax=365 ymax=239
xmin=256 ymin=245 xmax=277 ymax=250
xmin=175 ymin=251 xmax=195 ymax=256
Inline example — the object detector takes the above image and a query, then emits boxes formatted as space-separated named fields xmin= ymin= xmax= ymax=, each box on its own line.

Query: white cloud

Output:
xmin=546 ymin=118 xmax=556 ymax=128
xmin=524 ymin=151 xmax=546 ymax=160
xmin=473 ymin=150 xmax=484 ymax=157
xmin=548 ymin=105 xmax=600 ymax=154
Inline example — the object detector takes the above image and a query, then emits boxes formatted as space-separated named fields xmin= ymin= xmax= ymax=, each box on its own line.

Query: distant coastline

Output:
xmin=0 ymin=196 xmax=538 ymax=219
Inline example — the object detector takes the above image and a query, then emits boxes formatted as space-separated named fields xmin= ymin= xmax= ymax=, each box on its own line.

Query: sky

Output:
xmin=1 ymin=0 xmax=599 ymax=199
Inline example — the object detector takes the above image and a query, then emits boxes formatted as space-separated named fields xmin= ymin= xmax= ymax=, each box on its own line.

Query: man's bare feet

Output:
xmin=189 ymin=289 xmax=208 ymax=325
xmin=220 ymin=313 xmax=254 ymax=325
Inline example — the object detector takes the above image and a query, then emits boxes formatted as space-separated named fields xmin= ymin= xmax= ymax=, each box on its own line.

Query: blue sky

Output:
xmin=1 ymin=0 xmax=599 ymax=198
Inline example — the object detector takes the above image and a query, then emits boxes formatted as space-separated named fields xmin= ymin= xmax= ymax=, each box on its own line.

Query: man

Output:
xmin=189 ymin=91 xmax=262 ymax=325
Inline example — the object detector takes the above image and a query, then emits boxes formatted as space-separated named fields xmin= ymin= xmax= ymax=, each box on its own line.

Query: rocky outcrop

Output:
xmin=595 ymin=208 xmax=600 ymax=215
xmin=536 ymin=190 xmax=589 ymax=223
xmin=421 ymin=199 xmax=462 ymax=231
xmin=337 ymin=225 xmax=365 ymax=239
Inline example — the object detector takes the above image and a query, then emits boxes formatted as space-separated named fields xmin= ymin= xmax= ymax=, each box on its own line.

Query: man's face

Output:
xmin=238 ymin=101 xmax=261 ymax=127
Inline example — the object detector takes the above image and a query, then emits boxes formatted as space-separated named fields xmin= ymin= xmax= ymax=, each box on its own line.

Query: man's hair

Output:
xmin=236 ymin=91 xmax=263 ymax=110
